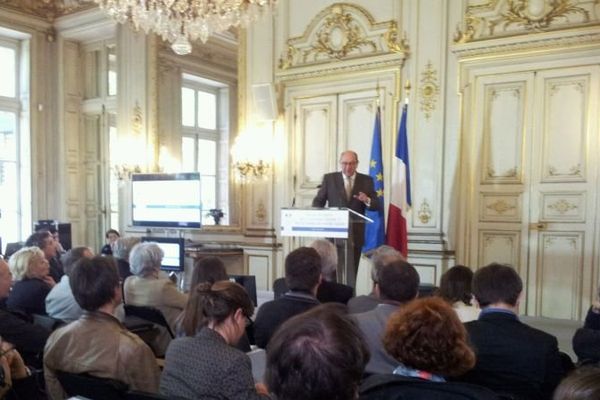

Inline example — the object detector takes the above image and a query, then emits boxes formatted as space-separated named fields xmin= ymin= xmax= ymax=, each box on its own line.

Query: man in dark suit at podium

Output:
xmin=312 ymin=150 xmax=380 ymax=288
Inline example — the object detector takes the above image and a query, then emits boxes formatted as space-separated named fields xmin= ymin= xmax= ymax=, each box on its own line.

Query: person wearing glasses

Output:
xmin=312 ymin=150 xmax=380 ymax=288
xmin=160 ymin=281 xmax=269 ymax=400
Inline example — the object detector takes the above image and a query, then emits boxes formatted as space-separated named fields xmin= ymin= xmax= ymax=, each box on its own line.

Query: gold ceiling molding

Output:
xmin=419 ymin=61 xmax=439 ymax=120
xmin=454 ymin=0 xmax=595 ymax=44
xmin=0 ymin=0 xmax=93 ymax=21
xmin=278 ymin=3 xmax=407 ymax=70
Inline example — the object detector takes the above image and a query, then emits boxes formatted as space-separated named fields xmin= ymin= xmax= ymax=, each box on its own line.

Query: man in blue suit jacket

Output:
xmin=457 ymin=263 xmax=568 ymax=400
xmin=312 ymin=150 xmax=379 ymax=288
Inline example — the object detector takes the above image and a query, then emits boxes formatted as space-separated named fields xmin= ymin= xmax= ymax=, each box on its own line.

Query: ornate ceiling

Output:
xmin=0 ymin=0 xmax=94 ymax=21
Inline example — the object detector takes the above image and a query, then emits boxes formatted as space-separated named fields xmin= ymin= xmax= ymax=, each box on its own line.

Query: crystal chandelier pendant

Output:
xmin=95 ymin=0 xmax=277 ymax=55
xmin=171 ymin=35 xmax=192 ymax=55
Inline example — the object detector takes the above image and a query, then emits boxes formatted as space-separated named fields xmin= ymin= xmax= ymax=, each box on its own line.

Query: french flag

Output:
xmin=386 ymin=104 xmax=411 ymax=257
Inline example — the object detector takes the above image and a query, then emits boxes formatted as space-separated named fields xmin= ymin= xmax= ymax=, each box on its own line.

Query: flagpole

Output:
xmin=404 ymin=80 xmax=411 ymax=105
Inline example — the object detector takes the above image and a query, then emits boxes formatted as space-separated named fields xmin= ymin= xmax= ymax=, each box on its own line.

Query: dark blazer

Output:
xmin=273 ymin=278 xmax=353 ymax=305
xmin=254 ymin=291 xmax=319 ymax=349
xmin=160 ymin=327 xmax=268 ymax=399
xmin=312 ymin=171 xmax=380 ymax=250
xmin=573 ymin=307 xmax=600 ymax=364
xmin=0 ymin=304 xmax=50 ymax=367
xmin=458 ymin=311 xmax=566 ymax=400
xmin=7 ymin=278 xmax=52 ymax=315
xmin=360 ymin=374 xmax=501 ymax=400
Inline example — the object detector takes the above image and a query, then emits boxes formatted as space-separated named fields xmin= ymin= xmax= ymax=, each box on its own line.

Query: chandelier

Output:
xmin=94 ymin=0 xmax=277 ymax=55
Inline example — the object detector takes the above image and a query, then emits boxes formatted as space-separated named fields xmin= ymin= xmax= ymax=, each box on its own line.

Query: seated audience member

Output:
xmin=254 ymin=247 xmax=321 ymax=348
xmin=160 ymin=281 xmax=269 ymax=400
xmin=190 ymin=256 xmax=229 ymax=288
xmin=7 ymin=247 xmax=56 ymax=315
xmin=45 ymin=247 xmax=93 ymax=322
xmin=266 ymin=303 xmax=369 ymax=400
xmin=354 ymin=259 xmax=420 ymax=374
xmin=0 ymin=338 xmax=45 ymax=399
xmin=437 ymin=265 xmax=480 ymax=322
xmin=112 ymin=236 xmax=140 ymax=281
xmin=44 ymin=256 xmax=160 ymax=398
xmin=458 ymin=263 xmax=567 ymax=400
xmin=25 ymin=231 xmax=63 ymax=282
xmin=553 ymin=367 xmax=600 ymax=400
xmin=100 ymin=229 xmax=120 ymax=256
xmin=0 ymin=258 xmax=49 ymax=368
xmin=572 ymin=287 xmax=600 ymax=365
xmin=348 ymin=245 xmax=403 ymax=313
xmin=360 ymin=297 xmax=499 ymax=400
xmin=181 ymin=256 xmax=252 ymax=351
xmin=274 ymin=239 xmax=353 ymax=304
xmin=124 ymin=242 xmax=187 ymax=356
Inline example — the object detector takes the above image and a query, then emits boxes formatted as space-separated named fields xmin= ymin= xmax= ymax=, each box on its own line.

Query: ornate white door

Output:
xmin=467 ymin=65 xmax=600 ymax=319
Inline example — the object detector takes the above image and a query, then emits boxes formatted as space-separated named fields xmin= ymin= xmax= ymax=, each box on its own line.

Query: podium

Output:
xmin=280 ymin=207 xmax=372 ymax=286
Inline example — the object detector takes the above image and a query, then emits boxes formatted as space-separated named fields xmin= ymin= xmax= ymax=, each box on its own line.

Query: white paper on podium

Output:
xmin=280 ymin=208 xmax=349 ymax=238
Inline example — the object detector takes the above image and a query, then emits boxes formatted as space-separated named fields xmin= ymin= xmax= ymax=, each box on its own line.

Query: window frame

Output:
xmin=181 ymin=77 xmax=226 ymax=224
xmin=0 ymin=35 xmax=28 ymax=243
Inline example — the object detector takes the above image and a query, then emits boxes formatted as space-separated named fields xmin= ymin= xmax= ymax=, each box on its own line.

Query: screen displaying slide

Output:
xmin=157 ymin=242 xmax=181 ymax=270
xmin=132 ymin=173 xmax=201 ymax=228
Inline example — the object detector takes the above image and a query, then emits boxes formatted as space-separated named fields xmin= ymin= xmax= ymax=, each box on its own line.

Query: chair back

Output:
xmin=124 ymin=304 xmax=175 ymax=338
xmin=56 ymin=370 xmax=128 ymax=400
xmin=32 ymin=313 xmax=66 ymax=331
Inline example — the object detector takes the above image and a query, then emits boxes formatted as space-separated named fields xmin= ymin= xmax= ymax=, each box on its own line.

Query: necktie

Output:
xmin=345 ymin=176 xmax=353 ymax=200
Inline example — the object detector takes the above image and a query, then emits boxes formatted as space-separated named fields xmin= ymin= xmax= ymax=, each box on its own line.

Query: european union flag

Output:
xmin=363 ymin=107 xmax=385 ymax=253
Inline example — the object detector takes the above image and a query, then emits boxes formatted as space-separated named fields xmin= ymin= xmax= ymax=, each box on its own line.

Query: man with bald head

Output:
xmin=0 ymin=258 xmax=50 ymax=367
xmin=313 ymin=150 xmax=380 ymax=288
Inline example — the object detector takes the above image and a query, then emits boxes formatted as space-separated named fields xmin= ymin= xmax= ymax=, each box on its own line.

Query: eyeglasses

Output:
xmin=340 ymin=161 xmax=358 ymax=166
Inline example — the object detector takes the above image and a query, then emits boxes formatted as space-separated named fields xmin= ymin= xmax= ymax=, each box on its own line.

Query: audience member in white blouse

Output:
xmin=437 ymin=265 xmax=480 ymax=323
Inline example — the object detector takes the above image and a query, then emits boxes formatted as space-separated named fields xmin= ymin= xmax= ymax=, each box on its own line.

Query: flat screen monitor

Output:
xmin=229 ymin=275 xmax=258 ymax=307
xmin=141 ymin=237 xmax=185 ymax=272
xmin=132 ymin=173 xmax=201 ymax=228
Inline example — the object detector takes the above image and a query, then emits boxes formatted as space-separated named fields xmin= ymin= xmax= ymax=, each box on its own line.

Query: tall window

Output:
xmin=82 ymin=41 xmax=118 ymax=243
xmin=181 ymin=74 xmax=229 ymax=225
xmin=0 ymin=35 xmax=30 ymax=244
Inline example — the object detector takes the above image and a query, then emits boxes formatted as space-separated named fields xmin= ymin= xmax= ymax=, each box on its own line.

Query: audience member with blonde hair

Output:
xmin=123 ymin=242 xmax=187 ymax=356
xmin=7 ymin=246 xmax=56 ymax=315
xmin=160 ymin=281 xmax=269 ymax=400
xmin=360 ymin=297 xmax=499 ymax=399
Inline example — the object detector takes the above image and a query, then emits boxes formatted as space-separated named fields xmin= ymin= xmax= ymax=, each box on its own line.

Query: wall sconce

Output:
xmin=231 ymin=127 xmax=273 ymax=181
xmin=233 ymin=159 xmax=271 ymax=180
xmin=112 ymin=164 xmax=143 ymax=181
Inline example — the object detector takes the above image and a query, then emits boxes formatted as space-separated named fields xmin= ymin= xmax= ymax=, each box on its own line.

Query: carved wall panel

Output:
xmin=295 ymin=95 xmax=337 ymax=190
xmin=455 ymin=0 xmax=597 ymax=43
xmin=247 ymin=252 xmax=270 ymax=291
xmin=413 ymin=263 xmax=437 ymax=285
xmin=541 ymin=192 xmax=585 ymax=222
xmin=540 ymin=73 xmax=589 ymax=183
xmin=278 ymin=3 xmax=406 ymax=70
xmin=480 ymin=192 xmax=522 ymax=222
xmin=481 ymin=80 xmax=527 ymax=184
xmin=338 ymin=93 xmax=378 ymax=171
xmin=537 ymin=232 xmax=583 ymax=319
xmin=478 ymin=231 xmax=521 ymax=270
